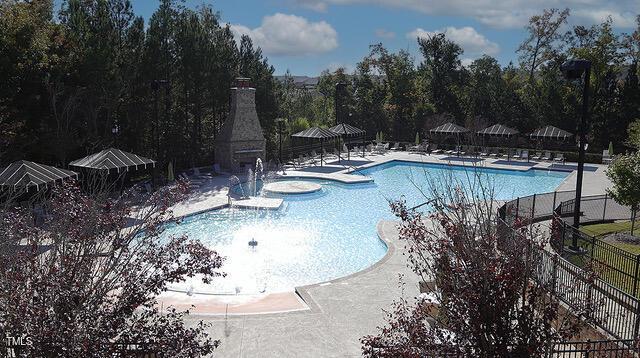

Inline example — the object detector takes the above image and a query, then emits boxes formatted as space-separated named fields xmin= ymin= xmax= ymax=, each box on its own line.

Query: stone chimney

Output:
xmin=215 ymin=78 xmax=266 ymax=169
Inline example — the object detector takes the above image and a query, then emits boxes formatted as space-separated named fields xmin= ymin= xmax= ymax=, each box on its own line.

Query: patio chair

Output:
xmin=553 ymin=153 xmax=565 ymax=164
xmin=531 ymin=152 xmax=542 ymax=160
xmin=512 ymin=149 xmax=522 ymax=160
xmin=479 ymin=147 xmax=490 ymax=157
xmin=431 ymin=144 xmax=444 ymax=154
xmin=602 ymin=149 xmax=612 ymax=164
xmin=382 ymin=143 xmax=390 ymax=153
xmin=542 ymin=151 xmax=552 ymax=161
xmin=323 ymin=148 xmax=336 ymax=161
xmin=307 ymin=153 xmax=319 ymax=166
xmin=391 ymin=142 xmax=400 ymax=150
xmin=458 ymin=145 xmax=466 ymax=156
xmin=366 ymin=144 xmax=373 ymax=154
xmin=490 ymin=149 xmax=500 ymax=158
xmin=520 ymin=150 xmax=529 ymax=162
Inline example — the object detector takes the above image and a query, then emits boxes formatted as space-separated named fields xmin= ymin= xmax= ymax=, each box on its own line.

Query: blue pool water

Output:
xmin=162 ymin=161 xmax=568 ymax=294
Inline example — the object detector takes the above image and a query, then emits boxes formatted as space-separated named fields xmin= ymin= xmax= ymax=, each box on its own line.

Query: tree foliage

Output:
xmin=0 ymin=0 xmax=278 ymax=170
xmin=606 ymin=151 xmax=640 ymax=234
xmin=361 ymin=171 xmax=587 ymax=357
xmin=0 ymin=181 xmax=223 ymax=357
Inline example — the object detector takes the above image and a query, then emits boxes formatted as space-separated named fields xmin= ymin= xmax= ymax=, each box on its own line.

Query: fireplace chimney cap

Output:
xmin=234 ymin=77 xmax=253 ymax=88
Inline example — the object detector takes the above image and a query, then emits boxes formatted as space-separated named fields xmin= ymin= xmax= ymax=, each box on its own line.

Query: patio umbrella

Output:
xmin=329 ymin=123 xmax=366 ymax=160
xmin=291 ymin=127 xmax=340 ymax=166
xmin=0 ymin=160 xmax=78 ymax=192
xmin=167 ymin=162 xmax=174 ymax=182
xmin=529 ymin=125 xmax=573 ymax=140
xmin=70 ymin=147 xmax=155 ymax=173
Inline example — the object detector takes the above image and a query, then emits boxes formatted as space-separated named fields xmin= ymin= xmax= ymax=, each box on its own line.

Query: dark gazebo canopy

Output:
xmin=291 ymin=127 xmax=341 ymax=139
xmin=429 ymin=122 xmax=469 ymax=134
xmin=529 ymin=125 xmax=573 ymax=140
xmin=329 ymin=123 xmax=365 ymax=137
xmin=69 ymin=148 xmax=155 ymax=173
xmin=329 ymin=123 xmax=366 ymax=160
xmin=477 ymin=124 xmax=519 ymax=137
xmin=292 ymin=127 xmax=340 ymax=166
xmin=0 ymin=160 xmax=78 ymax=191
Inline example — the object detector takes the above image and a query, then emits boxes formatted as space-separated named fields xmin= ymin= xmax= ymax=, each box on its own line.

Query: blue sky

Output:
xmin=70 ymin=1 xmax=640 ymax=75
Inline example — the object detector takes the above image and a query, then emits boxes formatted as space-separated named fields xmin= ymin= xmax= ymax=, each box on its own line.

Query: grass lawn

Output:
xmin=580 ymin=221 xmax=635 ymax=237
xmin=561 ymin=221 xmax=640 ymax=297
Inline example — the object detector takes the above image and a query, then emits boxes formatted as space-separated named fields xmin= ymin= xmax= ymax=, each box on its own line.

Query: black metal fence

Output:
xmin=370 ymin=340 xmax=638 ymax=357
xmin=532 ymin=242 xmax=640 ymax=341
xmin=500 ymin=190 xmax=577 ymax=224
xmin=551 ymin=218 xmax=640 ymax=298
xmin=499 ymin=190 xmax=640 ymax=342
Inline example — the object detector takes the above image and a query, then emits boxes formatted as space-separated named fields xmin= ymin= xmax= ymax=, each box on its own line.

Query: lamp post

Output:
xmin=111 ymin=122 xmax=120 ymax=147
xmin=560 ymin=59 xmax=591 ymax=251
xmin=275 ymin=118 xmax=286 ymax=165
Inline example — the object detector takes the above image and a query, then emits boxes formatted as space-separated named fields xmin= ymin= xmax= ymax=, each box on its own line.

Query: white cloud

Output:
xmin=326 ymin=62 xmax=355 ymax=73
xmin=231 ymin=13 xmax=338 ymax=56
xmin=461 ymin=58 xmax=474 ymax=67
xmin=293 ymin=0 xmax=638 ymax=29
xmin=375 ymin=28 xmax=396 ymax=39
xmin=408 ymin=26 xmax=500 ymax=57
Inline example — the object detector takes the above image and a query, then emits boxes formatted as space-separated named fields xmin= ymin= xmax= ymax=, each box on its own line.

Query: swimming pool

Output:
xmin=161 ymin=161 xmax=569 ymax=295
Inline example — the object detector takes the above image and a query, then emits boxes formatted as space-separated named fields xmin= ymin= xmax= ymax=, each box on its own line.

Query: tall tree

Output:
xmin=417 ymin=33 xmax=464 ymax=119
xmin=518 ymin=8 xmax=570 ymax=84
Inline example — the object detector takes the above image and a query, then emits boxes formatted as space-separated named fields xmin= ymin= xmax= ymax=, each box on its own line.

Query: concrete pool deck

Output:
xmin=164 ymin=151 xmax=613 ymax=357
xmin=170 ymin=151 xmax=611 ymax=221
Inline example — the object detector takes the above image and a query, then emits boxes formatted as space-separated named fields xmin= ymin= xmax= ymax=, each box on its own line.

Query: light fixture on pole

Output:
xmin=560 ymin=59 xmax=591 ymax=251
xmin=275 ymin=118 xmax=286 ymax=165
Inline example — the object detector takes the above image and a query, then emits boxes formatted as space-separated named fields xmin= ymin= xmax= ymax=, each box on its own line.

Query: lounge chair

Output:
xmin=512 ymin=149 xmax=522 ymax=160
xmin=542 ymin=151 xmax=552 ymax=161
xmin=213 ymin=163 xmax=229 ymax=175
xmin=554 ymin=153 xmax=565 ymax=164
xmin=366 ymin=144 xmax=373 ymax=154
xmin=490 ymin=149 xmax=500 ymax=158
xmin=390 ymin=142 xmax=400 ymax=151
xmin=602 ymin=149 xmax=612 ymax=164
xmin=431 ymin=145 xmax=444 ymax=154
xmin=479 ymin=147 xmax=490 ymax=157
xmin=531 ymin=152 xmax=542 ymax=160
xmin=520 ymin=150 xmax=529 ymax=162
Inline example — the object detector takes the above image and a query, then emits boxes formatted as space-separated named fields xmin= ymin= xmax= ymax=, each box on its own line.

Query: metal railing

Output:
xmin=499 ymin=192 xmax=640 ymax=342
xmin=369 ymin=339 xmax=638 ymax=357
xmin=551 ymin=218 xmax=640 ymax=298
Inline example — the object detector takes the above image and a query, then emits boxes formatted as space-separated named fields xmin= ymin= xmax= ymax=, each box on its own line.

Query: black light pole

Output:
xmin=275 ymin=118 xmax=286 ymax=164
xmin=112 ymin=121 xmax=120 ymax=147
xmin=561 ymin=59 xmax=591 ymax=251
xmin=335 ymin=82 xmax=346 ymax=126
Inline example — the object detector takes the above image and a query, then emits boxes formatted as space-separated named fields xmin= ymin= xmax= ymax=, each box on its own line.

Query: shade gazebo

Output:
xmin=291 ymin=127 xmax=340 ymax=166
xmin=70 ymin=148 xmax=156 ymax=173
xmin=429 ymin=122 xmax=469 ymax=135
xmin=329 ymin=123 xmax=366 ymax=160
xmin=0 ymin=160 xmax=78 ymax=192
xmin=477 ymin=124 xmax=520 ymax=160
xmin=476 ymin=124 xmax=519 ymax=137
xmin=529 ymin=125 xmax=573 ymax=140
xmin=430 ymin=122 xmax=469 ymax=150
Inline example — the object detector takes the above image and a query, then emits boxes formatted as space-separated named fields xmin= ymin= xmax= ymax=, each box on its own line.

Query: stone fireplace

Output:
xmin=215 ymin=78 xmax=266 ymax=169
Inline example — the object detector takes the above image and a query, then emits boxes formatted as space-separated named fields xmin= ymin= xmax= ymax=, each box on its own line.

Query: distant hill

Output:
xmin=274 ymin=75 xmax=319 ymax=90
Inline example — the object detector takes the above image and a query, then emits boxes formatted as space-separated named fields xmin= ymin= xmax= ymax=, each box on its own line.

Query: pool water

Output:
xmin=161 ymin=161 xmax=568 ymax=295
